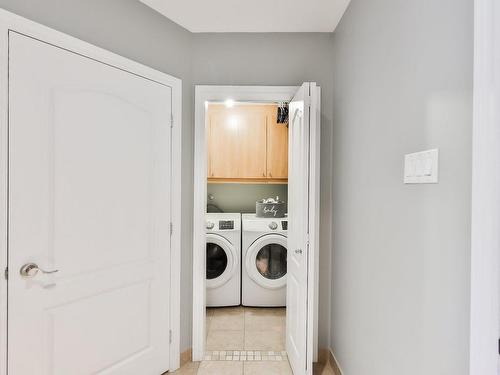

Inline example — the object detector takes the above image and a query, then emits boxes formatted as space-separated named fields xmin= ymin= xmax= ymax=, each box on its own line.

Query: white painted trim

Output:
xmin=192 ymin=85 xmax=320 ymax=366
xmin=0 ymin=9 xmax=182 ymax=373
xmin=0 ymin=14 xmax=7 ymax=375
xmin=470 ymin=1 xmax=500 ymax=374
xmin=307 ymin=83 xmax=321 ymax=369
xmin=170 ymin=61 xmax=183 ymax=373
xmin=193 ymin=85 xmax=322 ymax=362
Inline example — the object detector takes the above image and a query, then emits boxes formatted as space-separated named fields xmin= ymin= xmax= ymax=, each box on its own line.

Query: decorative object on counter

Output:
xmin=256 ymin=196 xmax=286 ymax=218
xmin=277 ymin=102 xmax=289 ymax=125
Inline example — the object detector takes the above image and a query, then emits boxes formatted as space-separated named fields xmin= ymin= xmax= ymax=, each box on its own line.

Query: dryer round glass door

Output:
xmin=246 ymin=234 xmax=287 ymax=289
xmin=207 ymin=243 xmax=228 ymax=280
xmin=255 ymin=243 xmax=287 ymax=280
xmin=206 ymin=233 xmax=237 ymax=289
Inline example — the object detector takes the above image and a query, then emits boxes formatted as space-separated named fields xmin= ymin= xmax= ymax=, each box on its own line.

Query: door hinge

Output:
xmin=4 ymin=267 xmax=7 ymax=280
xmin=170 ymin=113 xmax=174 ymax=128
xmin=169 ymin=329 xmax=172 ymax=343
xmin=170 ymin=222 xmax=173 ymax=236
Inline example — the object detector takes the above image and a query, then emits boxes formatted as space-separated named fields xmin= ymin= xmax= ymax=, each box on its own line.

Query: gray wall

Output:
xmin=207 ymin=184 xmax=288 ymax=213
xmin=330 ymin=0 xmax=473 ymax=374
xmin=0 ymin=2 xmax=336 ymax=353
xmin=0 ymin=0 xmax=196 ymax=351
xmin=0 ymin=1 xmax=474 ymax=368
xmin=193 ymin=33 xmax=335 ymax=349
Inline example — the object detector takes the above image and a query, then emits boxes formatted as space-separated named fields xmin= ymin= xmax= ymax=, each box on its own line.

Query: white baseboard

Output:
xmin=329 ymin=348 xmax=344 ymax=375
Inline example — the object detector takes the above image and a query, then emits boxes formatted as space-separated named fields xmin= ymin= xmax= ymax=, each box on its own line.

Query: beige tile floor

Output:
xmin=171 ymin=357 xmax=337 ymax=375
xmin=169 ymin=307 xmax=337 ymax=374
xmin=206 ymin=306 xmax=286 ymax=352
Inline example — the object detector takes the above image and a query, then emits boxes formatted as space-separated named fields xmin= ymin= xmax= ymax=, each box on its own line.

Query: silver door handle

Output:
xmin=20 ymin=263 xmax=59 ymax=278
xmin=295 ymin=249 xmax=303 ymax=254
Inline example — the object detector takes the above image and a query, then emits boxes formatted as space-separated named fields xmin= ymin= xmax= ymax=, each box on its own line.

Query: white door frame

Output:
xmin=470 ymin=0 xmax=500 ymax=374
xmin=0 ymin=9 xmax=183 ymax=373
xmin=192 ymin=85 xmax=320 ymax=365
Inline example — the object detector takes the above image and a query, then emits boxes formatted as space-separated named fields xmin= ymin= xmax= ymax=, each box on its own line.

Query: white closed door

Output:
xmin=8 ymin=32 xmax=172 ymax=375
xmin=286 ymin=82 xmax=320 ymax=375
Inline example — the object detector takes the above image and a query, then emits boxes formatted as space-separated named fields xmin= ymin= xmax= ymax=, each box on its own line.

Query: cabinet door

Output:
xmin=266 ymin=106 xmax=288 ymax=179
xmin=207 ymin=108 xmax=239 ymax=178
xmin=237 ymin=107 xmax=267 ymax=179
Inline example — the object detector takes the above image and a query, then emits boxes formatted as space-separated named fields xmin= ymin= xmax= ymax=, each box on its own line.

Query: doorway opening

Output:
xmin=205 ymin=101 xmax=289 ymax=363
xmin=193 ymin=85 xmax=321 ymax=375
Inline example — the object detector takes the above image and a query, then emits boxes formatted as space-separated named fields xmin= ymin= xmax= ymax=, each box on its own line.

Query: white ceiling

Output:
xmin=140 ymin=0 xmax=351 ymax=33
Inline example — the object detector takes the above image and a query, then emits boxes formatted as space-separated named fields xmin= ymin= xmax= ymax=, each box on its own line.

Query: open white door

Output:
xmin=8 ymin=32 xmax=172 ymax=375
xmin=286 ymin=82 xmax=320 ymax=375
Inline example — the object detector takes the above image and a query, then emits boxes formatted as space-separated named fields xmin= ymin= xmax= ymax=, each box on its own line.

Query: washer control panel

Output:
xmin=281 ymin=221 xmax=288 ymax=231
xmin=206 ymin=214 xmax=241 ymax=232
xmin=218 ymin=220 xmax=235 ymax=230
xmin=206 ymin=220 xmax=235 ymax=230
xmin=268 ymin=222 xmax=278 ymax=230
xmin=242 ymin=214 xmax=288 ymax=233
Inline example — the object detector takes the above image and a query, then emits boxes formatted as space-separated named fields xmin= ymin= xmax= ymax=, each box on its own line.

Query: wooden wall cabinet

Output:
xmin=207 ymin=104 xmax=288 ymax=183
xmin=266 ymin=110 xmax=288 ymax=179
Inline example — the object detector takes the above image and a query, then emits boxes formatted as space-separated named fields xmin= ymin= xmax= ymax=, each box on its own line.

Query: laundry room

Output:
xmin=204 ymin=101 xmax=290 ymax=360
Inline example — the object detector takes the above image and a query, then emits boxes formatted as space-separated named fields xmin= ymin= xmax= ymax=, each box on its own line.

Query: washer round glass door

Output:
xmin=246 ymin=234 xmax=287 ymax=289
xmin=206 ymin=233 xmax=237 ymax=289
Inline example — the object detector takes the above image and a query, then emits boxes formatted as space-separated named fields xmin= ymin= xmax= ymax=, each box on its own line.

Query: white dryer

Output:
xmin=242 ymin=214 xmax=288 ymax=307
xmin=206 ymin=213 xmax=241 ymax=307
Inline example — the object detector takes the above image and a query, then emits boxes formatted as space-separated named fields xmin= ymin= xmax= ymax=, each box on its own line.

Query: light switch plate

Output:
xmin=404 ymin=149 xmax=439 ymax=184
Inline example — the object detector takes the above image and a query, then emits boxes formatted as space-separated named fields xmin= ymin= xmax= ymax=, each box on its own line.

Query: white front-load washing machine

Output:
xmin=206 ymin=213 xmax=241 ymax=307
xmin=242 ymin=214 xmax=288 ymax=307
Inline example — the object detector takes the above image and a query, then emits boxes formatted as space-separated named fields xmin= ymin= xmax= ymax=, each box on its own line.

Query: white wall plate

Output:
xmin=404 ymin=149 xmax=439 ymax=184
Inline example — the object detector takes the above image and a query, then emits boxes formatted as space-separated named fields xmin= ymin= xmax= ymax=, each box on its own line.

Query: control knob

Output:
xmin=269 ymin=222 xmax=278 ymax=230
